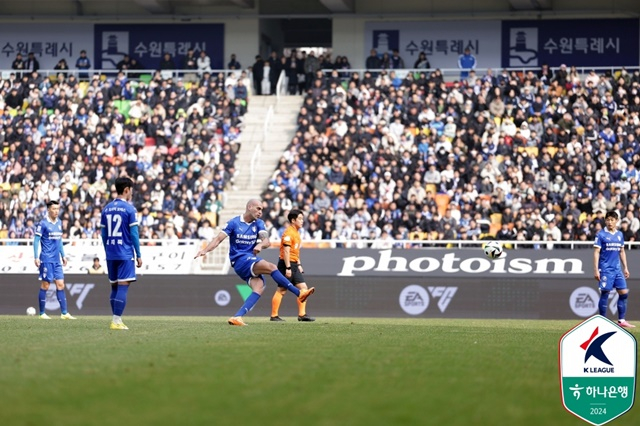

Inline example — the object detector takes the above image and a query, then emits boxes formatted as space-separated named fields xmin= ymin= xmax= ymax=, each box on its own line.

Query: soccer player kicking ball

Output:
xmin=101 ymin=177 xmax=143 ymax=330
xmin=194 ymin=199 xmax=315 ymax=326
xmin=594 ymin=211 xmax=635 ymax=328
xmin=34 ymin=200 xmax=76 ymax=320
xmin=270 ymin=209 xmax=315 ymax=322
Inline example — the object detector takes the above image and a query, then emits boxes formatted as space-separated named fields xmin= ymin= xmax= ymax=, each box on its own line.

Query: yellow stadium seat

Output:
xmin=435 ymin=193 xmax=450 ymax=216
xmin=547 ymin=146 xmax=559 ymax=157
xmin=426 ymin=183 xmax=437 ymax=194
xmin=517 ymin=146 xmax=539 ymax=157
xmin=489 ymin=223 xmax=502 ymax=236
xmin=579 ymin=212 xmax=588 ymax=223
xmin=490 ymin=213 xmax=502 ymax=225
xmin=204 ymin=212 xmax=217 ymax=227
xmin=78 ymin=81 xmax=89 ymax=97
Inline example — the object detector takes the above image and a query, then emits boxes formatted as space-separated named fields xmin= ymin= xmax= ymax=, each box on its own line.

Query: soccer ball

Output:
xmin=26 ymin=307 xmax=36 ymax=316
xmin=483 ymin=241 xmax=503 ymax=260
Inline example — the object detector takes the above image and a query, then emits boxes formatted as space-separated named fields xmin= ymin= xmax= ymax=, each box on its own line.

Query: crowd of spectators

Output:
xmin=260 ymin=61 xmax=640 ymax=248
xmin=0 ymin=62 xmax=249 ymax=241
xmin=3 ymin=46 xmax=640 ymax=248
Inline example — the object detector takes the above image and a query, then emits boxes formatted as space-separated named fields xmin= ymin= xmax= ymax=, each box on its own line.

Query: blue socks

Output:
xmin=56 ymin=289 xmax=68 ymax=315
xmin=231 ymin=270 xmax=302 ymax=319
xmin=39 ymin=288 xmax=69 ymax=315
xmin=38 ymin=289 xmax=46 ymax=314
xmin=618 ymin=293 xmax=628 ymax=321
xmin=110 ymin=285 xmax=117 ymax=314
xmin=271 ymin=270 xmax=300 ymax=297
xmin=234 ymin=292 xmax=261 ymax=317
xmin=113 ymin=285 xmax=129 ymax=316
xmin=599 ymin=291 xmax=610 ymax=316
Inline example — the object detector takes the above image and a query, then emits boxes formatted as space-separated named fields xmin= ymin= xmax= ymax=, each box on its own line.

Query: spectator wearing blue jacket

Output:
xmin=76 ymin=50 xmax=91 ymax=81
xmin=458 ymin=48 xmax=476 ymax=79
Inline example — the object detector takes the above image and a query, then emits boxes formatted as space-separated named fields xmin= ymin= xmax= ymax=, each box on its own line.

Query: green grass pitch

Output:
xmin=0 ymin=317 xmax=637 ymax=426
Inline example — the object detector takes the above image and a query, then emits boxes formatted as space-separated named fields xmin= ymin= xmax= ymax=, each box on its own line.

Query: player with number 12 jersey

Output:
xmin=100 ymin=177 xmax=142 ymax=330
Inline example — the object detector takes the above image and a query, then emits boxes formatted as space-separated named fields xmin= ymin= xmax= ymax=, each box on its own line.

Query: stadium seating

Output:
xmin=261 ymin=62 xmax=640 ymax=244
xmin=0 ymin=69 xmax=248 ymax=240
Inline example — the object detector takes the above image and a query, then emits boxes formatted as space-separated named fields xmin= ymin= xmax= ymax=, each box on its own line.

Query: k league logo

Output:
xmin=559 ymin=315 xmax=637 ymax=425
xmin=581 ymin=326 xmax=615 ymax=369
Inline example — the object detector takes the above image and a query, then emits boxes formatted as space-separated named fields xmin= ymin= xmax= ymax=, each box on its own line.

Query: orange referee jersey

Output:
xmin=279 ymin=225 xmax=301 ymax=263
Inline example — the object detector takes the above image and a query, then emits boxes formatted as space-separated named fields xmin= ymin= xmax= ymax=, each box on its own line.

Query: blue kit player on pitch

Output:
xmin=34 ymin=200 xmax=76 ymax=320
xmin=594 ymin=210 xmax=635 ymax=328
xmin=101 ymin=177 xmax=142 ymax=330
xmin=194 ymin=199 xmax=315 ymax=326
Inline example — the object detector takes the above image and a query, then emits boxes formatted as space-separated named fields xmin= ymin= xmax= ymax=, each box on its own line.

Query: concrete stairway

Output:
xmin=219 ymin=95 xmax=303 ymax=227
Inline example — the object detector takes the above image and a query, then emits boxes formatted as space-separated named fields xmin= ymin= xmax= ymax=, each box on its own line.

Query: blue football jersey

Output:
xmin=101 ymin=199 xmax=139 ymax=260
xmin=222 ymin=216 xmax=266 ymax=262
xmin=35 ymin=218 xmax=63 ymax=263
xmin=594 ymin=229 xmax=624 ymax=272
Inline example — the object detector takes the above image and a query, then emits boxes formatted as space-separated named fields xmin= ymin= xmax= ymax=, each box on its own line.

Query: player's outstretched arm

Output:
xmin=195 ymin=232 xmax=228 ymax=258
xmin=258 ymin=230 xmax=270 ymax=248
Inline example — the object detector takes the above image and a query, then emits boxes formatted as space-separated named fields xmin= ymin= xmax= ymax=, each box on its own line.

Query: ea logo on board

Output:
xmin=569 ymin=287 xmax=599 ymax=317
xmin=215 ymin=290 xmax=231 ymax=307
xmin=44 ymin=284 xmax=95 ymax=311
xmin=569 ymin=287 xmax=621 ymax=318
xmin=399 ymin=285 xmax=429 ymax=315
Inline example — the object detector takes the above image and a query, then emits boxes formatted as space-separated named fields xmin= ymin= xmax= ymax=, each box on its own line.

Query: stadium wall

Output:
xmin=335 ymin=17 xmax=640 ymax=69
xmin=1 ymin=17 xmax=638 ymax=73
xmin=3 ymin=248 xmax=639 ymax=319
xmin=2 ymin=274 xmax=638 ymax=320
xmin=0 ymin=19 xmax=260 ymax=73
xmin=0 ymin=246 xmax=634 ymax=277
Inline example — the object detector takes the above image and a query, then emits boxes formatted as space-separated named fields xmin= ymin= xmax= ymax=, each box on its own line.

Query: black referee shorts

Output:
xmin=277 ymin=259 xmax=305 ymax=285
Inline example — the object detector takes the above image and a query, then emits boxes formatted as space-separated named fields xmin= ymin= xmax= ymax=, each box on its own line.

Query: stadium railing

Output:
xmin=316 ymin=66 xmax=640 ymax=84
xmin=3 ymin=65 xmax=636 ymax=84
xmin=276 ymin=69 xmax=287 ymax=102
xmin=4 ymin=239 xmax=640 ymax=251
xmin=0 ymin=68 xmax=244 ymax=81
xmin=250 ymin=104 xmax=272 ymax=188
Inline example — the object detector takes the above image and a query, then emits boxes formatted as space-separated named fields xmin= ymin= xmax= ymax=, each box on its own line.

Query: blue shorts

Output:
xmin=232 ymin=255 xmax=266 ymax=286
xmin=107 ymin=260 xmax=137 ymax=284
xmin=599 ymin=271 xmax=627 ymax=292
xmin=39 ymin=262 xmax=63 ymax=282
